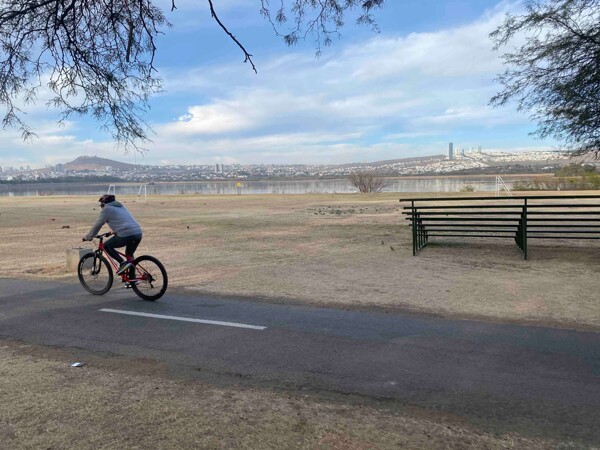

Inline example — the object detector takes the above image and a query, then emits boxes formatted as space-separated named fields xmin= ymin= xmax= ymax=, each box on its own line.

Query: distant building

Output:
xmin=478 ymin=145 xmax=482 ymax=153
xmin=448 ymin=142 xmax=454 ymax=160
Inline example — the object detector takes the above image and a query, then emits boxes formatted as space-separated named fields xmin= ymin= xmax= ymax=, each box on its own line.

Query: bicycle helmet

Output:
xmin=98 ymin=194 xmax=116 ymax=206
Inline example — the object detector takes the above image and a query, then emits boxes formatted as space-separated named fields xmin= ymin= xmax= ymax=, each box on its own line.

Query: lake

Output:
xmin=0 ymin=175 xmax=542 ymax=197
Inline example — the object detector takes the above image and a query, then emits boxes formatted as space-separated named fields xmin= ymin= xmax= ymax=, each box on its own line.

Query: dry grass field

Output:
xmin=1 ymin=192 xmax=599 ymax=330
xmin=0 ymin=192 xmax=598 ymax=449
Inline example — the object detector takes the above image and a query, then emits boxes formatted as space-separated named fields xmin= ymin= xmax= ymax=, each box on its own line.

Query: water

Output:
xmin=0 ymin=176 xmax=533 ymax=197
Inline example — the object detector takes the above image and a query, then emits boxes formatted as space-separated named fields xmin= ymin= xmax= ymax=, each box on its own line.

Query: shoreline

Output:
xmin=0 ymin=173 xmax=567 ymax=198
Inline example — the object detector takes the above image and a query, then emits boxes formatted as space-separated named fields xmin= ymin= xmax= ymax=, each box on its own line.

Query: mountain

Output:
xmin=64 ymin=156 xmax=140 ymax=171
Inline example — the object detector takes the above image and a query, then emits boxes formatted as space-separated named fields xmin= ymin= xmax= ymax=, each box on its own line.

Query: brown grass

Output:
xmin=1 ymin=193 xmax=598 ymax=330
xmin=0 ymin=193 xmax=597 ymax=448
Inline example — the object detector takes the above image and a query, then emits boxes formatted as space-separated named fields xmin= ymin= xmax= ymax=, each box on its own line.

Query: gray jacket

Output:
xmin=85 ymin=201 xmax=142 ymax=240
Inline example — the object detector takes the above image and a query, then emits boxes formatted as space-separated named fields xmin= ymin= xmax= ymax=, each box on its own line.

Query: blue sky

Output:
xmin=0 ymin=0 xmax=556 ymax=168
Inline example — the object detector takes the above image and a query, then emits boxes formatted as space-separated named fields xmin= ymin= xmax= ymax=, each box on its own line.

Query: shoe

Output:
xmin=116 ymin=261 xmax=133 ymax=275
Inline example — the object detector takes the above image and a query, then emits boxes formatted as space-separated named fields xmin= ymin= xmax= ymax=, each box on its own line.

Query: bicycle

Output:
xmin=77 ymin=232 xmax=168 ymax=301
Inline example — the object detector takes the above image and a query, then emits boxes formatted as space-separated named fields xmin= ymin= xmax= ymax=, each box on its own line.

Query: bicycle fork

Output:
xmin=92 ymin=251 xmax=103 ymax=275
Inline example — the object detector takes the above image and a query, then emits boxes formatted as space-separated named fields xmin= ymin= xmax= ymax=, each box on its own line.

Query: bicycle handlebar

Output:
xmin=82 ymin=231 xmax=113 ymax=242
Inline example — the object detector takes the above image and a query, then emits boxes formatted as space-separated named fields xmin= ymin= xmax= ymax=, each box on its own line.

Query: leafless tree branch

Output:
xmin=0 ymin=1 xmax=385 ymax=151
xmin=207 ymin=0 xmax=257 ymax=74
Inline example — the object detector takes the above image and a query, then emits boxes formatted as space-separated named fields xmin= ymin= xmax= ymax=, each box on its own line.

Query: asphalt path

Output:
xmin=1 ymin=277 xmax=599 ymax=444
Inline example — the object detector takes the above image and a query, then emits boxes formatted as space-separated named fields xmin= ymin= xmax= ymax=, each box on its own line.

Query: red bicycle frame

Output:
xmin=93 ymin=233 xmax=139 ymax=283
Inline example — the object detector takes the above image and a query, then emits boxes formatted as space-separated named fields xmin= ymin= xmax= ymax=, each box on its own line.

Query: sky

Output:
xmin=0 ymin=0 xmax=558 ymax=169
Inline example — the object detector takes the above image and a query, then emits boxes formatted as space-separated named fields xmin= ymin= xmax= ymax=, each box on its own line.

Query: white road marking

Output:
xmin=99 ymin=308 xmax=267 ymax=330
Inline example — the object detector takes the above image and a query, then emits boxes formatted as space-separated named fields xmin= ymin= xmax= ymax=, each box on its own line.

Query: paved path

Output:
xmin=1 ymin=278 xmax=599 ymax=444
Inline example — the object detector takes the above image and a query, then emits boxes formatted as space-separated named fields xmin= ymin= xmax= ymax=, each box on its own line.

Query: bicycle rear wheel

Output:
xmin=131 ymin=255 xmax=168 ymax=301
xmin=78 ymin=253 xmax=113 ymax=295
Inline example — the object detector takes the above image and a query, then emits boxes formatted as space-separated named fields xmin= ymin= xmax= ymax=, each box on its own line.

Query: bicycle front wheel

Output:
xmin=131 ymin=255 xmax=168 ymax=301
xmin=78 ymin=253 xmax=113 ymax=295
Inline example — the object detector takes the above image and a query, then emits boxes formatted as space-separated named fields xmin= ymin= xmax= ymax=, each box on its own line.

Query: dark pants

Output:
xmin=104 ymin=234 xmax=142 ymax=264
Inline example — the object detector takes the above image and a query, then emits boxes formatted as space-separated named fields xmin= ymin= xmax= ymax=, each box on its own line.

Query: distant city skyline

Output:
xmin=0 ymin=1 xmax=557 ymax=169
xmin=0 ymin=147 xmax=568 ymax=173
xmin=0 ymin=149 xmax=570 ymax=180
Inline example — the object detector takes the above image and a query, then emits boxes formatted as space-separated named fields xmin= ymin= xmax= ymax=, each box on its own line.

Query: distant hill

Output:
xmin=369 ymin=154 xmax=447 ymax=166
xmin=338 ymin=154 xmax=446 ymax=168
xmin=65 ymin=156 xmax=140 ymax=171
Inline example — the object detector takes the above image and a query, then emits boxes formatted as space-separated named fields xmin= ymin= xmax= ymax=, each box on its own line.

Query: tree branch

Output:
xmin=206 ymin=0 xmax=257 ymax=74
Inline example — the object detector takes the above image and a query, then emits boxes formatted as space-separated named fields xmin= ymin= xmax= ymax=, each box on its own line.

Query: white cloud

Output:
xmin=164 ymin=102 xmax=256 ymax=134
xmin=0 ymin=1 xmax=553 ymax=166
xmin=144 ymin=4 xmax=525 ymax=164
xmin=348 ymin=19 xmax=505 ymax=81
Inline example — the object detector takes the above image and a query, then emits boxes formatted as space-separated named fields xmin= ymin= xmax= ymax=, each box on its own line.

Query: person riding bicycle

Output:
xmin=83 ymin=194 xmax=143 ymax=275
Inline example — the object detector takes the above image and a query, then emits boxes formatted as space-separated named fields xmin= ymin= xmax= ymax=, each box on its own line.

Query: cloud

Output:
xmin=164 ymin=103 xmax=257 ymax=135
xmin=0 ymin=1 xmax=552 ymax=167
xmin=347 ymin=17 xmax=505 ymax=81
xmin=144 ymin=4 xmax=528 ymax=164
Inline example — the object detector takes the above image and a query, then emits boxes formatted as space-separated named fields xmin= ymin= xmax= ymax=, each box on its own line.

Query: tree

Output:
xmin=349 ymin=171 xmax=386 ymax=193
xmin=0 ymin=0 xmax=385 ymax=150
xmin=260 ymin=0 xmax=384 ymax=56
xmin=490 ymin=0 xmax=600 ymax=156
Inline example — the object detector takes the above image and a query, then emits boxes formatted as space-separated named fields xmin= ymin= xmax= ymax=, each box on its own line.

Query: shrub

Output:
xmin=349 ymin=172 xmax=386 ymax=193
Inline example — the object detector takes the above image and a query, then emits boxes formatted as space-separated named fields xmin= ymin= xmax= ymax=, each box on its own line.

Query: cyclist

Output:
xmin=83 ymin=194 xmax=143 ymax=275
